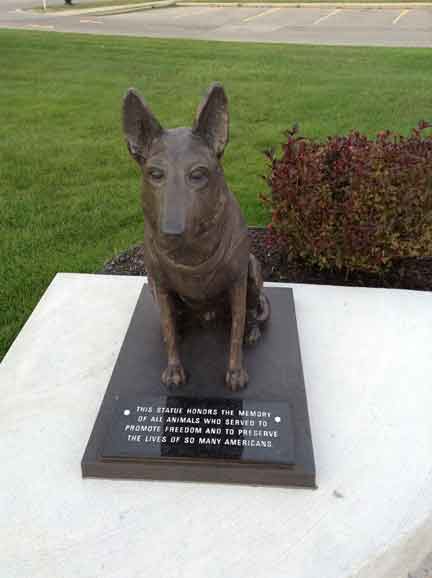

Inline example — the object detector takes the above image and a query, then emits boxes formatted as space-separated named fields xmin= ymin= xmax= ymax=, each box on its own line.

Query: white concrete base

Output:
xmin=1 ymin=273 xmax=431 ymax=578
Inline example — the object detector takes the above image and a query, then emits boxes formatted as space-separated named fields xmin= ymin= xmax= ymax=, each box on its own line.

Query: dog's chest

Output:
xmin=146 ymin=235 xmax=249 ymax=300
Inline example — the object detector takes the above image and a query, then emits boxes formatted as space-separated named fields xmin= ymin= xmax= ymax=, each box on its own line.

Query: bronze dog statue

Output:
xmin=123 ymin=83 xmax=270 ymax=391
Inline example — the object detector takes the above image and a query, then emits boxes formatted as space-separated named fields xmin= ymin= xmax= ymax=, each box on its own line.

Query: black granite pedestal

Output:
xmin=82 ymin=285 xmax=316 ymax=488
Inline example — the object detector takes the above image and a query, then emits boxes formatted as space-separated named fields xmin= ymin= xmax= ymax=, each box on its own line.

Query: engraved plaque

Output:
xmin=101 ymin=396 xmax=295 ymax=465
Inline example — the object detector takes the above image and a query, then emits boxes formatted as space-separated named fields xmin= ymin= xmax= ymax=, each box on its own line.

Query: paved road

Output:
xmin=1 ymin=0 xmax=432 ymax=47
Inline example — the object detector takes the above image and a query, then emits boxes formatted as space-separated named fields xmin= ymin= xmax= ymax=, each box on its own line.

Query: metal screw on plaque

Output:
xmin=123 ymin=409 xmax=131 ymax=416
xmin=275 ymin=416 xmax=281 ymax=423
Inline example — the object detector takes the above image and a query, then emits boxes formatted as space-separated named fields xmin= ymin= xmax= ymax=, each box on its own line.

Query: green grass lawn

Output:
xmin=1 ymin=30 xmax=431 ymax=360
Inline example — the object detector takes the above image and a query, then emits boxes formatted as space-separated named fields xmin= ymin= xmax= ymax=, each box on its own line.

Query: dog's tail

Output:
xmin=245 ymin=254 xmax=271 ymax=345
xmin=256 ymin=291 xmax=271 ymax=326
xmin=247 ymin=253 xmax=270 ymax=324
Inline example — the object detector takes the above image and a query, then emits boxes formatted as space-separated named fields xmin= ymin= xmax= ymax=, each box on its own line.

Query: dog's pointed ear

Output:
xmin=193 ymin=83 xmax=229 ymax=158
xmin=123 ymin=88 xmax=163 ymax=162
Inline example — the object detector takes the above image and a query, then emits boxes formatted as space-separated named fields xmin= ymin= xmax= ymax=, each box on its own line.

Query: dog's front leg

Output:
xmin=156 ymin=287 xmax=187 ymax=388
xmin=226 ymin=275 xmax=248 ymax=391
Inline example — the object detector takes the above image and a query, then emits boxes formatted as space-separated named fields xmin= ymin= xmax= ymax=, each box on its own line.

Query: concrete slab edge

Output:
xmin=350 ymin=516 xmax=432 ymax=578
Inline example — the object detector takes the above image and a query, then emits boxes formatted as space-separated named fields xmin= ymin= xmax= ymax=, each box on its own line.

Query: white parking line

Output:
xmin=313 ymin=9 xmax=341 ymax=25
xmin=393 ymin=9 xmax=409 ymax=24
xmin=242 ymin=7 xmax=281 ymax=24
xmin=80 ymin=19 xmax=104 ymax=24
xmin=26 ymin=24 xmax=54 ymax=29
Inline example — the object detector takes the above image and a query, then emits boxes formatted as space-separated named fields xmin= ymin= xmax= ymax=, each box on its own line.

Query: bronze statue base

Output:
xmin=82 ymin=285 xmax=316 ymax=488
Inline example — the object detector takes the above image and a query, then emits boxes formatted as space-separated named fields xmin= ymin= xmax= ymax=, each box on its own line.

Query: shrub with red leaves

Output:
xmin=264 ymin=122 xmax=432 ymax=273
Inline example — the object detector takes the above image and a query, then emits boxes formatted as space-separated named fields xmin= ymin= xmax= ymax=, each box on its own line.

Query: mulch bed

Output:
xmin=102 ymin=227 xmax=432 ymax=291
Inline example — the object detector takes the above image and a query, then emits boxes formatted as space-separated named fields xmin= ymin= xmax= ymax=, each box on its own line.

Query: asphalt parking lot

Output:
xmin=2 ymin=3 xmax=432 ymax=47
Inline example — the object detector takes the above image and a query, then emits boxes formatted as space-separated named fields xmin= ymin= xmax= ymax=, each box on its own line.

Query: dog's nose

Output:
xmin=161 ymin=221 xmax=185 ymax=236
xmin=160 ymin=209 xmax=185 ymax=236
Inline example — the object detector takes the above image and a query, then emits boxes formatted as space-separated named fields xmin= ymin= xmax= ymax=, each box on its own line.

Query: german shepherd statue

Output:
xmin=123 ymin=83 xmax=270 ymax=391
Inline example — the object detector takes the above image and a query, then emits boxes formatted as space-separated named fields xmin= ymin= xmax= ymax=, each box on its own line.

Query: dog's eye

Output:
xmin=148 ymin=167 xmax=165 ymax=182
xmin=189 ymin=167 xmax=209 ymax=184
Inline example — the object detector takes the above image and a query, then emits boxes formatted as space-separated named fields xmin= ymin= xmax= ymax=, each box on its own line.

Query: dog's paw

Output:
xmin=225 ymin=367 xmax=249 ymax=391
xmin=244 ymin=324 xmax=261 ymax=346
xmin=161 ymin=363 xmax=187 ymax=388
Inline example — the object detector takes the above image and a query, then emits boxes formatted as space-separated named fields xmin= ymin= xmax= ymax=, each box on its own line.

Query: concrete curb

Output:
xmin=33 ymin=0 xmax=175 ymax=16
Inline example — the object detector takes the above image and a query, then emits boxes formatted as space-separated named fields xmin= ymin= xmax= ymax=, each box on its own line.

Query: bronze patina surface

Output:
xmin=123 ymin=83 xmax=270 ymax=391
